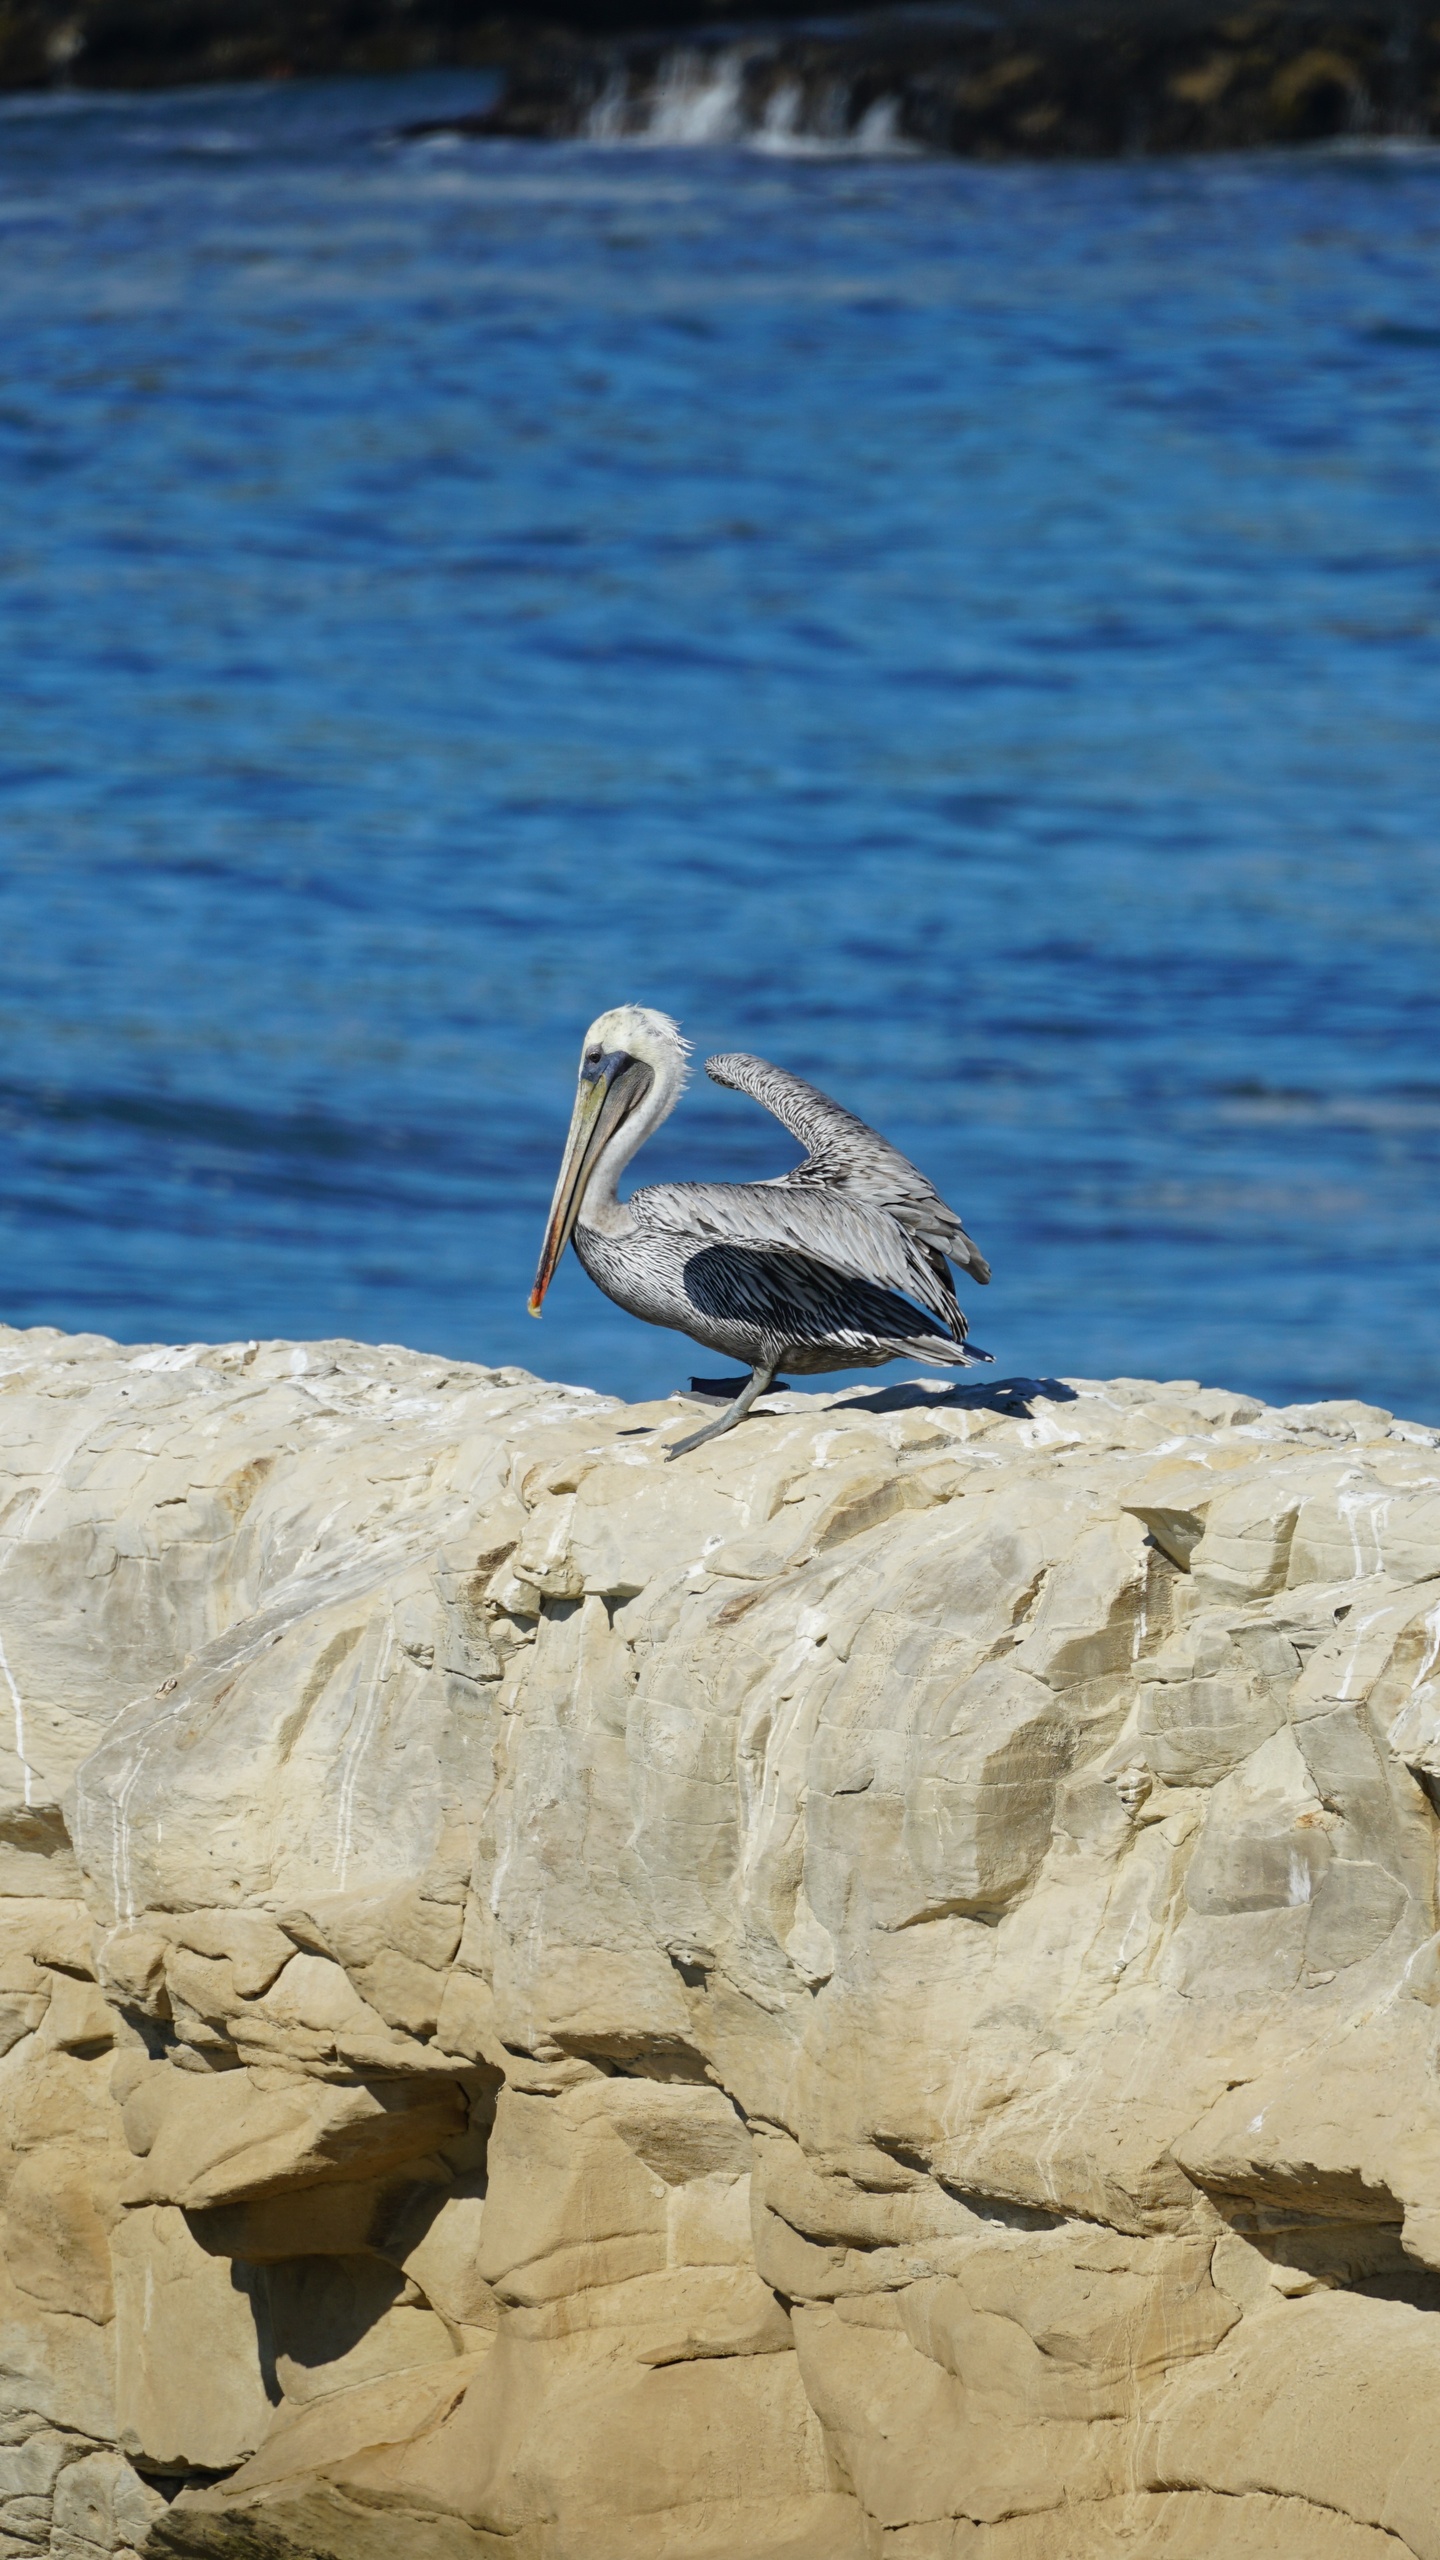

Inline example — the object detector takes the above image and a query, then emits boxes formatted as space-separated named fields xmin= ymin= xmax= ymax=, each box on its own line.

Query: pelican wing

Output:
xmin=705 ymin=1053 xmax=991 ymax=1283
xmin=635 ymin=1180 xmax=967 ymax=1340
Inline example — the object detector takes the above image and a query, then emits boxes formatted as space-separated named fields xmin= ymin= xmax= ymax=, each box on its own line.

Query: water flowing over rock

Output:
xmin=418 ymin=0 xmax=1440 ymax=157
xmin=2 ymin=0 xmax=1437 ymax=155
xmin=2 ymin=1322 xmax=1440 ymax=2555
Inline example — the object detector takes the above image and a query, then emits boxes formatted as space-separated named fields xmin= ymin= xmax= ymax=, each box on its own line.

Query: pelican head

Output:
xmin=528 ymin=1007 xmax=690 ymax=1314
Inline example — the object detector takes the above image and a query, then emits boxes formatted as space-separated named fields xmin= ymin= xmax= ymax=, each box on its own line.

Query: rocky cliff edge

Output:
xmin=2 ymin=1326 xmax=1440 ymax=2557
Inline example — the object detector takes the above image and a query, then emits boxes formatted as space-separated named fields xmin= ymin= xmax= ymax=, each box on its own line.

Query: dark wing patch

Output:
xmin=680 ymin=1241 xmax=960 ymax=1355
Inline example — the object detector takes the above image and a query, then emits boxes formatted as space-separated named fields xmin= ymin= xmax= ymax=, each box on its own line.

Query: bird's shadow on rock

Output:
xmin=829 ymin=1376 xmax=1079 ymax=1421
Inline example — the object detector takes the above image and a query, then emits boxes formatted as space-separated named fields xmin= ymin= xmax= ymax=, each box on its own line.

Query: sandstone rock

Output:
xmin=1141 ymin=2290 xmax=1440 ymax=2558
xmin=110 ymin=2206 xmax=274 ymax=2470
xmin=50 ymin=2450 xmax=167 ymax=2560
xmin=0 ymin=1327 xmax=1438 ymax=2554
xmin=117 ymin=2063 xmax=469 ymax=2211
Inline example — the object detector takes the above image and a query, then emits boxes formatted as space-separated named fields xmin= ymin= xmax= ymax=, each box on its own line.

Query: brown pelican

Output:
xmin=528 ymin=1005 xmax=992 ymax=1458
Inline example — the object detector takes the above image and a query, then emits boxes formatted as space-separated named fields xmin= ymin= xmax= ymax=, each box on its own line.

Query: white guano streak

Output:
xmin=1337 ymin=1480 xmax=1391 ymax=1579
xmin=334 ymin=1621 xmax=394 ymax=1889
xmin=0 ymin=1625 xmax=32 ymax=1806
xmin=1338 ymin=1602 xmax=1394 ymax=1702
xmin=1414 ymin=1601 xmax=1440 ymax=1699
xmin=0 ymin=1389 xmax=127 ymax=1815
xmin=1389 ymin=1599 xmax=1440 ymax=1755
xmin=1131 ymin=1560 xmax=1150 ymax=1663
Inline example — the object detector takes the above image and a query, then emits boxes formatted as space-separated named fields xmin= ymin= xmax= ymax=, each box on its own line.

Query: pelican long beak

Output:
xmin=528 ymin=1052 xmax=652 ymax=1314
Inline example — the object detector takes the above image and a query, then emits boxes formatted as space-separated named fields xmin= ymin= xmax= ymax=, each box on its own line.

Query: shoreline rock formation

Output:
xmin=424 ymin=0 xmax=1440 ymax=157
xmin=2 ymin=0 xmax=1437 ymax=155
xmin=2 ymin=1323 xmax=1440 ymax=2555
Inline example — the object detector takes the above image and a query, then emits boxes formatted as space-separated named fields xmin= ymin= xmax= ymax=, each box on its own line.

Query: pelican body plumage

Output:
xmin=528 ymin=1006 xmax=992 ymax=1456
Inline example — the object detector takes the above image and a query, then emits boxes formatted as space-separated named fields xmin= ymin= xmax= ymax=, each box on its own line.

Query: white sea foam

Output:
xmin=584 ymin=45 xmax=914 ymax=157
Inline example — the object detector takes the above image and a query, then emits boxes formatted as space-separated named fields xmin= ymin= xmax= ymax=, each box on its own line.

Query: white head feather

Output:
xmin=581 ymin=1006 xmax=691 ymax=1090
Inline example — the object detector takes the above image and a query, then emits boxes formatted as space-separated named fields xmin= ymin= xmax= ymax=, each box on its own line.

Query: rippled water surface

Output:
xmin=1 ymin=81 xmax=1437 ymax=1411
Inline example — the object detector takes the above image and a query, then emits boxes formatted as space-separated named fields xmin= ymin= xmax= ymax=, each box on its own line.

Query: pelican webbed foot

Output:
xmin=663 ymin=1364 xmax=777 ymax=1461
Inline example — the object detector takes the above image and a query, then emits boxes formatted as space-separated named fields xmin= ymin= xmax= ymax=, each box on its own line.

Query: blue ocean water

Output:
xmin=0 ymin=81 xmax=1437 ymax=1414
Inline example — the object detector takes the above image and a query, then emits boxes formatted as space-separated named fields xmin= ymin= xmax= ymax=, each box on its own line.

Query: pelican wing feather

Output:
xmin=634 ymin=1180 xmax=966 ymax=1341
xmin=705 ymin=1053 xmax=990 ymax=1284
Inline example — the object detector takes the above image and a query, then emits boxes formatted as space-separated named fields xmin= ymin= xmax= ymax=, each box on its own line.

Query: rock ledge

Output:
xmin=1 ymin=1325 xmax=1439 ymax=2558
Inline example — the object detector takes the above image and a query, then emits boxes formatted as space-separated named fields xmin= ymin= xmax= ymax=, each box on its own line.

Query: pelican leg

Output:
xmin=664 ymin=1364 xmax=777 ymax=1461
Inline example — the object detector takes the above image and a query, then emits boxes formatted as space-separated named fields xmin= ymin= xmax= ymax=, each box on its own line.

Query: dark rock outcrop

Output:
xmin=1 ymin=0 xmax=1436 ymax=158
xmin=424 ymin=0 xmax=1440 ymax=157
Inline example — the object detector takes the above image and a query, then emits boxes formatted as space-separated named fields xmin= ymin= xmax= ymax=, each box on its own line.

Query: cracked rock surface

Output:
xmin=1 ymin=1324 xmax=1439 ymax=2556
